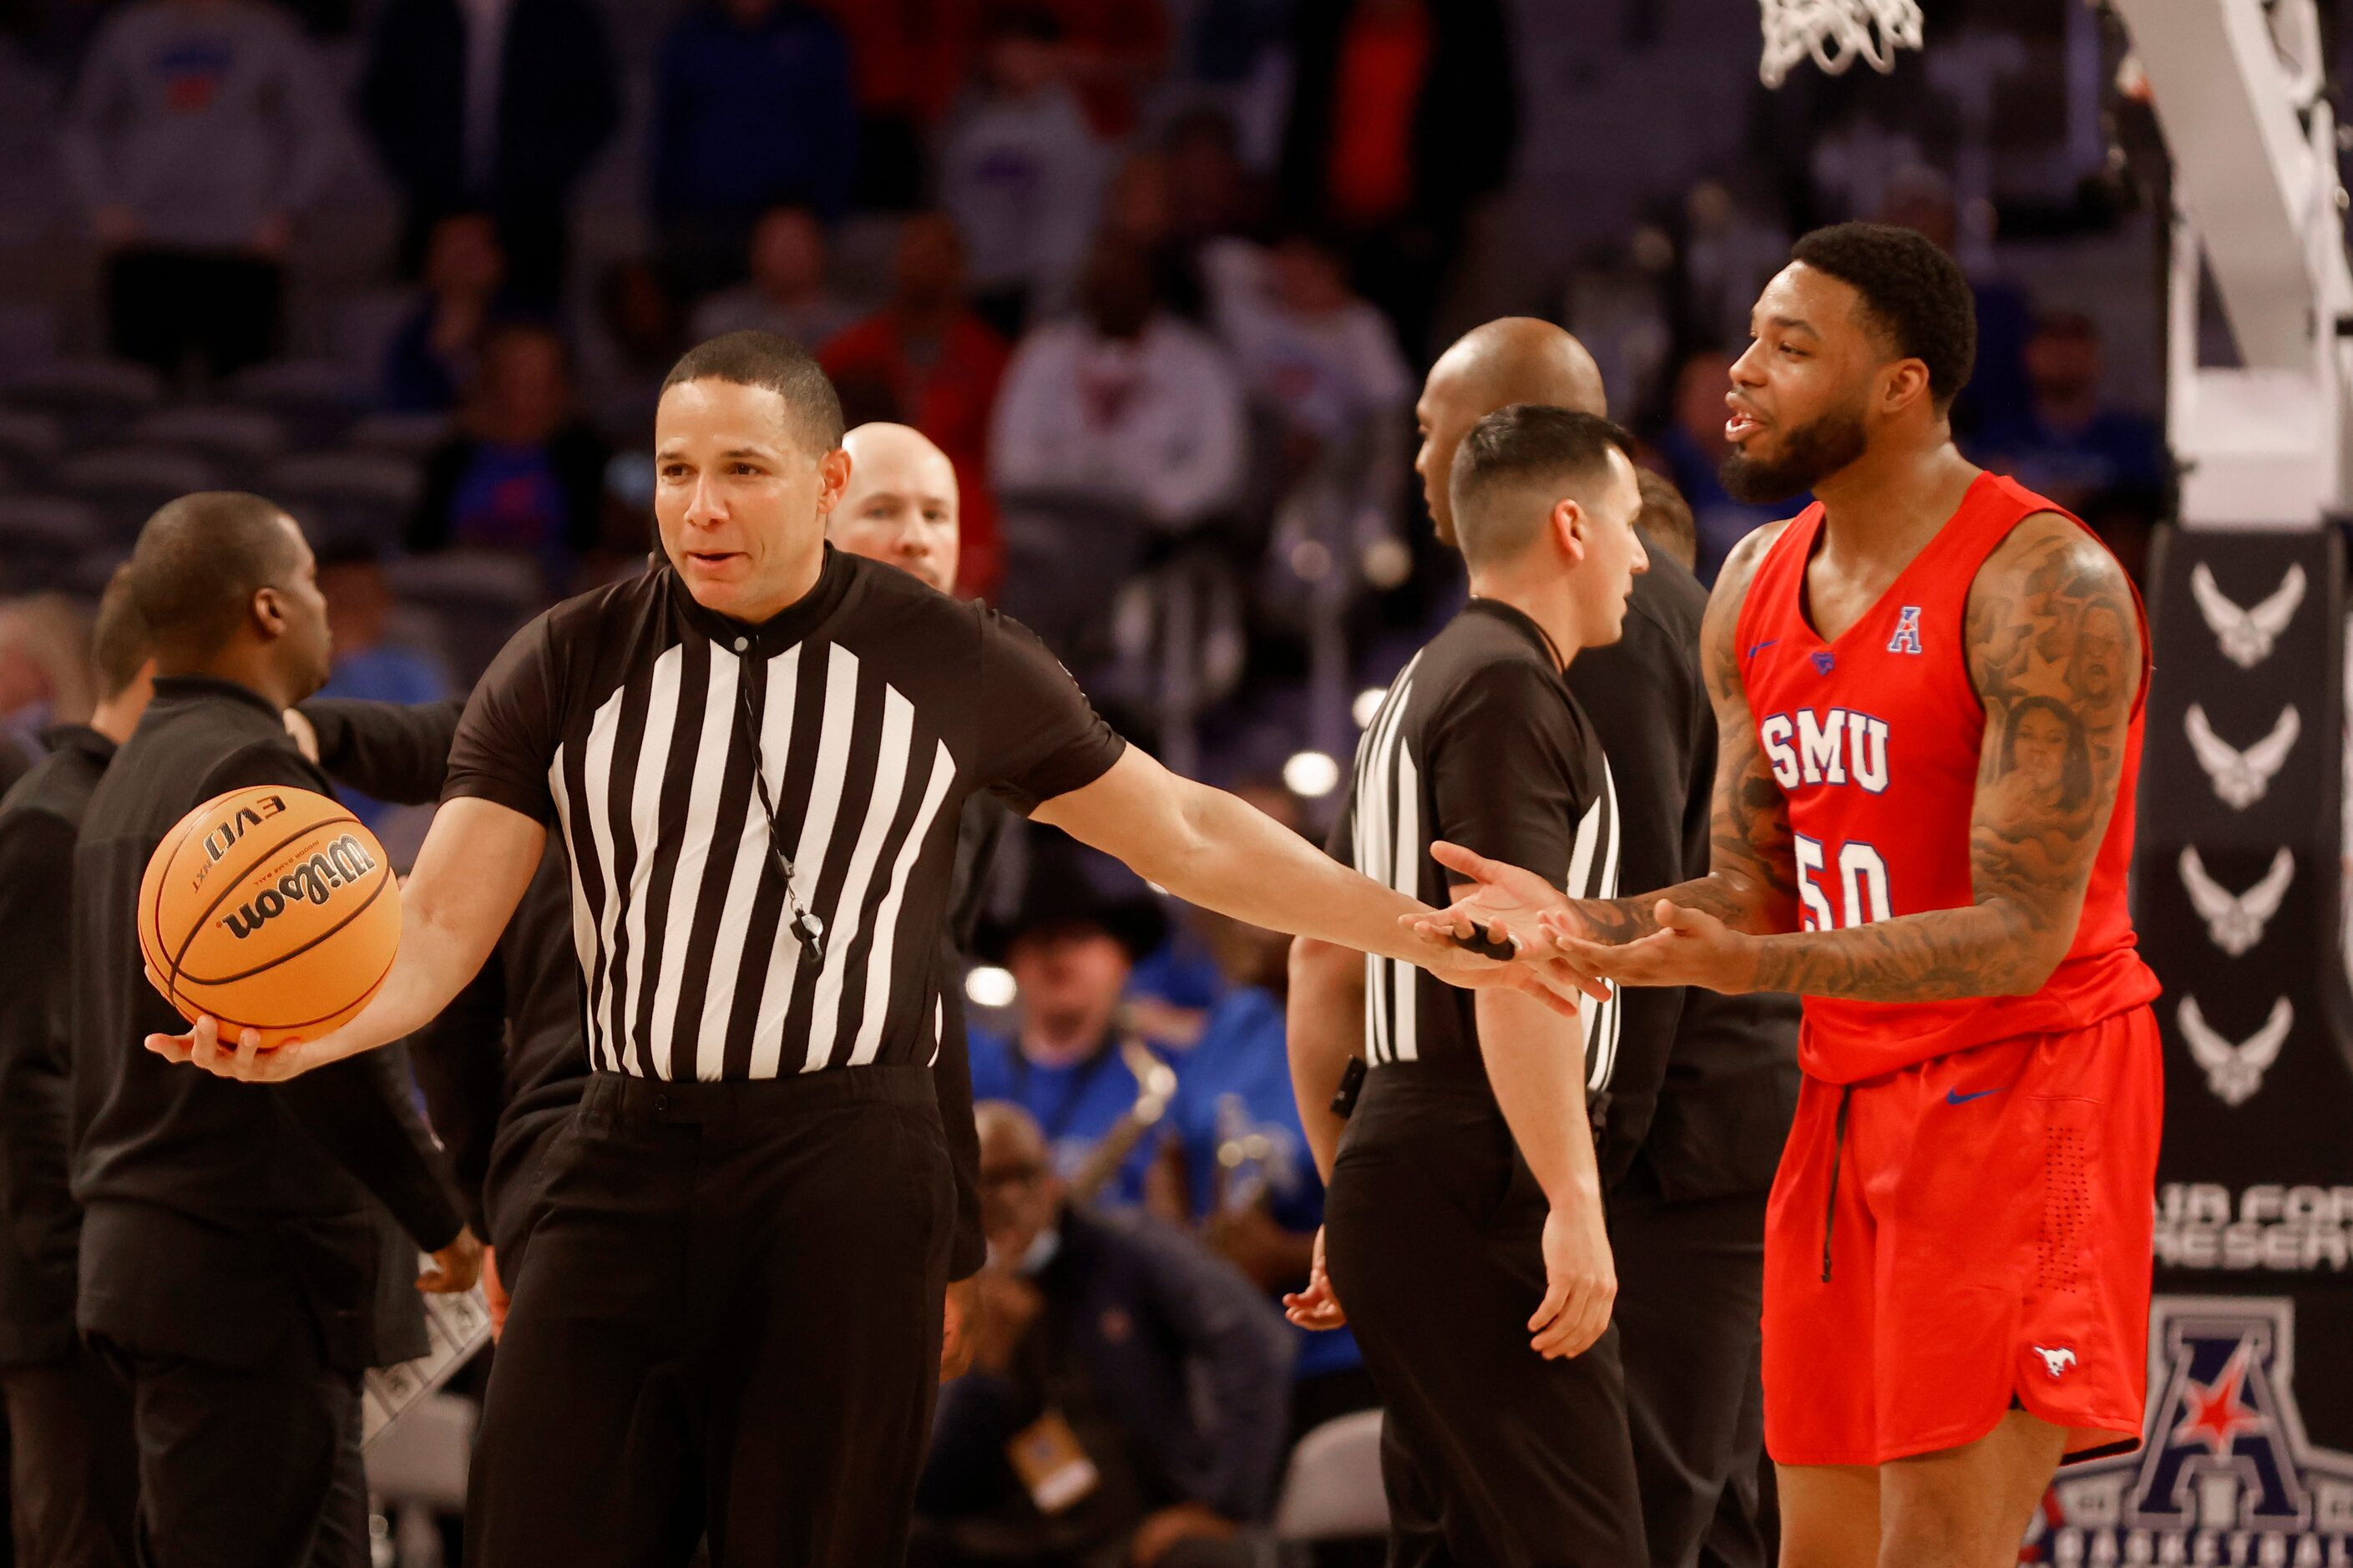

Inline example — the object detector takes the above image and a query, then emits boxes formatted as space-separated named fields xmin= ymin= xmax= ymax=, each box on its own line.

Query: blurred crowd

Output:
xmin=0 ymin=0 xmax=2172 ymax=799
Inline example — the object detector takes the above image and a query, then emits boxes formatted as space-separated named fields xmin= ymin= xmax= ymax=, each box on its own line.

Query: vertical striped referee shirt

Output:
xmin=1333 ymin=598 xmax=1622 ymax=1089
xmin=442 ymin=547 xmax=1126 ymax=1081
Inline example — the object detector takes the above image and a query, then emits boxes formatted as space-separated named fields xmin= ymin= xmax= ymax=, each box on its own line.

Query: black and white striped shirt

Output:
xmin=1331 ymin=599 xmax=1622 ymax=1087
xmin=443 ymin=549 xmax=1125 ymax=1080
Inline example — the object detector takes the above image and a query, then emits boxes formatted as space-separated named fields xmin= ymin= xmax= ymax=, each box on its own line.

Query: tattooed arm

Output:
xmin=1413 ymin=521 xmax=1801 ymax=956
xmin=1562 ymin=514 xmax=2142 ymax=1000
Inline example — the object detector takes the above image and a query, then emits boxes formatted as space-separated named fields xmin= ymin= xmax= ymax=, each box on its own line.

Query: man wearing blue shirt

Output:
xmin=968 ymin=835 xmax=1176 ymax=1208
xmin=1162 ymin=907 xmax=1372 ymax=1443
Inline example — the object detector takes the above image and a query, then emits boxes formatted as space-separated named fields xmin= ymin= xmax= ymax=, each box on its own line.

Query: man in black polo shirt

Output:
xmin=1288 ymin=405 xmax=1651 ymax=1566
xmin=154 ymin=331 xmax=1545 ymax=1568
xmin=1368 ymin=316 xmax=1799 ymax=1566
xmin=73 ymin=493 xmax=482 ymax=1568
xmin=0 ymin=569 xmax=150 ymax=1568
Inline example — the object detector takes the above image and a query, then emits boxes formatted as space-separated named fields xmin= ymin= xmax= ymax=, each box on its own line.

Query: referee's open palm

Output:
xmin=1529 ymin=1200 xmax=1616 ymax=1360
xmin=144 ymin=1008 xmax=331 ymax=1082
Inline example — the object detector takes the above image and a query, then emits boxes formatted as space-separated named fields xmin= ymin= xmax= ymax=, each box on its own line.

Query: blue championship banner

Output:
xmin=2047 ymin=526 xmax=2353 ymax=1562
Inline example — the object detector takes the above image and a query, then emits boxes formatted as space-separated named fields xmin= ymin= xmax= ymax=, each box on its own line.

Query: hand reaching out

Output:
xmin=1283 ymin=1226 xmax=1348 ymax=1331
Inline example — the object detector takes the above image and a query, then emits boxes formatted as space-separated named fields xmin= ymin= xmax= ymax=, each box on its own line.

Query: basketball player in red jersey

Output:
xmin=1414 ymin=223 xmax=2161 ymax=1568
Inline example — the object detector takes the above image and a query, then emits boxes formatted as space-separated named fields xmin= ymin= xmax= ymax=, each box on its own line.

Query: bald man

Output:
xmin=832 ymin=422 xmax=960 ymax=597
xmin=1304 ymin=318 xmax=1799 ymax=1566
xmin=827 ymin=421 xmax=996 ymax=1376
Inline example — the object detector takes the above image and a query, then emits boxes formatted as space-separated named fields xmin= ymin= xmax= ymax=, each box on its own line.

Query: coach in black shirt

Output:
xmin=1290 ymin=406 xmax=1650 ymax=1566
xmin=0 ymin=571 xmax=149 ymax=1568
xmin=156 ymin=331 xmax=1534 ymax=1568
xmin=73 ymin=494 xmax=482 ymax=1568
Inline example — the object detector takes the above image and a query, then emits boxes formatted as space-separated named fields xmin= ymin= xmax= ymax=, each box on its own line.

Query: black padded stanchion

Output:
xmin=2033 ymin=526 xmax=2353 ymax=1560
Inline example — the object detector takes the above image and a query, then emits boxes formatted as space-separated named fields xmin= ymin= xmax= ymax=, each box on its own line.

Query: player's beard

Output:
xmin=1719 ymin=392 xmax=1870 ymax=504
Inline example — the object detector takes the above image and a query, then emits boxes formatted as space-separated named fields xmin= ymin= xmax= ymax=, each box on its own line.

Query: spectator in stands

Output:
xmin=1206 ymin=225 xmax=1411 ymax=466
xmin=1166 ymin=108 xmax=1265 ymax=253
xmin=1276 ymin=0 xmax=1516 ymax=356
xmin=407 ymin=322 xmax=612 ymax=572
xmin=1035 ymin=0 xmax=1169 ymax=140
xmin=651 ymin=0 xmax=857 ymax=300
xmin=2077 ymin=483 xmax=2163 ymax=593
xmin=1971 ymin=311 xmax=2168 ymax=512
xmin=59 ymin=0 xmax=337 ymax=383
xmin=381 ymin=212 xmax=509 ymax=415
xmin=307 ymin=539 xmax=449 ymax=830
xmin=912 ymin=1101 xmax=1289 ymax=1568
xmin=967 ymin=833 xmax=1176 ymax=1208
xmin=991 ymin=235 xmax=1247 ymax=534
xmin=939 ymin=4 xmax=1112 ymax=338
xmin=576 ymin=258 xmax=686 ymax=444
xmin=357 ymin=0 xmax=619 ymax=306
xmin=810 ymin=0 xmax=979 ymax=209
xmin=822 ymin=214 xmax=1013 ymax=598
xmin=1634 ymin=468 xmax=1699 ymax=574
xmin=1163 ymin=898 xmax=1375 ymax=1445
xmin=0 ymin=597 xmax=95 ymax=796
xmin=1654 ymin=346 xmax=1784 ymax=584
xmin=1101 ymin=149 xmax=1210 ymax=322
xmin=688 ymin=205 xmax=858 ymax=351
xmin=1880 ymin=164 xmax=2034 ymax=432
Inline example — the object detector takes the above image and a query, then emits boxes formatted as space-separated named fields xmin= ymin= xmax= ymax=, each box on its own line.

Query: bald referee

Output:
xmin=151 ymin=331 xmax=1547 ymax=1567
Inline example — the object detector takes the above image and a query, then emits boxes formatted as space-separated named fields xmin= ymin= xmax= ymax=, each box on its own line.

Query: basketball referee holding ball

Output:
xmin=153 ymin=331 xmax=1552 ymax=1567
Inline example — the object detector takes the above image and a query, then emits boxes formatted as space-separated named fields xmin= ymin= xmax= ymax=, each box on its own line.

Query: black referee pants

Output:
xmin=466 ymin=1067 xmax=956 ymax=1568
xmin=1608 ymin=1181 xmax=1769 ymax=1568
xmin=0 ymin=1345 xmax=138 ymax=1567
xmin=1323 ymin=1065 xmax=1645 ymax=1568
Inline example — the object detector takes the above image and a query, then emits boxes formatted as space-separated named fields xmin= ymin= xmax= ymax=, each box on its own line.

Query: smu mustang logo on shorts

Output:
xmin=2024 ymin=1297 xmax=2353 ymax=1559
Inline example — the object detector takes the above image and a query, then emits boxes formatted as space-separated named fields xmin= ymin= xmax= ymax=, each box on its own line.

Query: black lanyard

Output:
xmin=734 ymin=655 xmax=827 ymax=967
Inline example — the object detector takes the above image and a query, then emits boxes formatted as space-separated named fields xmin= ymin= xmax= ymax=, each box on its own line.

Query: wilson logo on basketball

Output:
xmin=217 ymin=835 xmax=378 ymax=941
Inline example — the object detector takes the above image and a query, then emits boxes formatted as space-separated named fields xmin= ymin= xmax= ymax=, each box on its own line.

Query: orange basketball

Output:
xmin=139 ymin=786 xmax=402 ymax=1049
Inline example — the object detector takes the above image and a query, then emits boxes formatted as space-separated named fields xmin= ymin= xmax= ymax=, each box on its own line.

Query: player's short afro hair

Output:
xmin=1789 ymin=222 xmax=1976 ymax=409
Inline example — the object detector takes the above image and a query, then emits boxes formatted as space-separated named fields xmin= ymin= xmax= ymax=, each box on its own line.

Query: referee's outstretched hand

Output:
xmin=1283 ymin=1227 xmax=1348 ymax=1332
xmin=144 ymin=1009 xmax=328 ymax=1083
xmin=1528 ymin=1200 xmax=1616 ymax=1360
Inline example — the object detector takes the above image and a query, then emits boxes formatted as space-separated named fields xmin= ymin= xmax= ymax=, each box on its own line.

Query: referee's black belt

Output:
xmin=577 ymin=1065 xmax=936 ymax=1132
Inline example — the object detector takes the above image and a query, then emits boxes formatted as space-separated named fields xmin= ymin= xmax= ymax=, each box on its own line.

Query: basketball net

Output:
xmin=1758 ymin=0 xmax=1925 ymax=88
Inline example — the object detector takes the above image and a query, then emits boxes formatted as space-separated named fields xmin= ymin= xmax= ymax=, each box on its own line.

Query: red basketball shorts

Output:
xmin=1762 ymin=1006 xmax=2163 ymax=1468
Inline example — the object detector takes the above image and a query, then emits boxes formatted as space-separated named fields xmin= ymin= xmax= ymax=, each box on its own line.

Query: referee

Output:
xmin=1406 ymin=318 xmax=1800 ymax=1566
xmin=153 ymin=331 xmax=1536 ymax=1567
xmin=1288 ymin=406 xmax=1650 ymax=1565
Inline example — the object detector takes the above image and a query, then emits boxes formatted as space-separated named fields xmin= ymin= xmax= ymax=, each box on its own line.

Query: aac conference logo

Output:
xmin=2025 ymin=1297 xmax=2353 ymax=1563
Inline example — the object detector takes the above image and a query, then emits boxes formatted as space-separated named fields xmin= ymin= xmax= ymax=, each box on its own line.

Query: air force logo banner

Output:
xmin=2124 ymin=529 xmax=2353 ymax=1559
xmin=2133 ymin=528 xmax=2349 ymax=1146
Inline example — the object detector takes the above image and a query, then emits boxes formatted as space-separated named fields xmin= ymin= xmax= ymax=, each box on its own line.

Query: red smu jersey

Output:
xmin=1732 ymin=473 xmax=2160 ymax=1083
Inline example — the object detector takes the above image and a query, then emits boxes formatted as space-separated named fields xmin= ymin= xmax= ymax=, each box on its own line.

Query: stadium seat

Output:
xmin=228 ymin=359 xmax=367 ymax=450
xmin=261 ymin=449 xmax=424 ymax=549
xmin=365 ymin=1389 xmax=475 ymax=1568
xmin=364 ymin=1390 xmax=475 ymax=1510
xmin=128 ymin=405 xmax=290 ymax=483
xmin=2 ymin=358 xmax=164 ymax=448
xmin=0 ymin=495 xmax=103 ymax=592
xmin=347 ymin=411 xmax=456 ymax=461
xmin=384 ymin=550 xmax=546 ymax=682
xmin=1272 ymin=1409 xmax=1387 ymax=1545
xmin=56 ymin=447 xmax=222 ymax=541
xmin=0 ymin=408 xmax=63 ymax=488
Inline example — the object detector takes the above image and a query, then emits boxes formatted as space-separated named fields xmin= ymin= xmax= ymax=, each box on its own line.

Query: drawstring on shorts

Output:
xmin=1821 ymin=1085 xmax=1854 ymax=1284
